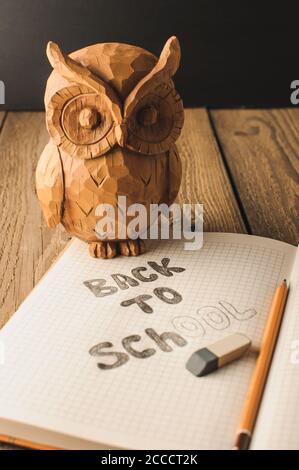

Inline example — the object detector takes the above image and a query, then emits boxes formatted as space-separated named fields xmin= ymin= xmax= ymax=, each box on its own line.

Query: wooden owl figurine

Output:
xmin=36 ymin=37 xmax=184 ymax=258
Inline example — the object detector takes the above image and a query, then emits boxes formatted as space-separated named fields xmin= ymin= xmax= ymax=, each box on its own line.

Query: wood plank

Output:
xmin=177 ymin=108 xmax=246 ymax=232
xmin=210 ymin=109 xmax=299 ymax=245
xmin=0 ymin=111 xmax=6 ymax=129
xmin=0 ymin=113 xmax=70 ymax=329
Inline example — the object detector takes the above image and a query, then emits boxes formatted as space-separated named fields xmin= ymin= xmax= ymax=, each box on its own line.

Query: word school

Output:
xmin=84 ymin=258 xmax=185 ymax=313
xmin=89 ymin=302 xmax=257 ymax=371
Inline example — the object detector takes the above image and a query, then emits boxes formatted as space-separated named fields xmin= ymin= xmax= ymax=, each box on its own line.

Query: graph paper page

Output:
xmin=251 ymin=248 xmax=299 ymax=449
xmin=0 ymin=233 xmax=296 ymax=449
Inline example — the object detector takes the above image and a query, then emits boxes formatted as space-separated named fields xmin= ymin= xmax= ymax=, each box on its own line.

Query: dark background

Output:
xmin=0 ymin=0 xmax=298 ymax=110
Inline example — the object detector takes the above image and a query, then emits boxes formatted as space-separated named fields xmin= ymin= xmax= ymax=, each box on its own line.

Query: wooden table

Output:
xmin=0 ymin=109 xmax=298 ymax=449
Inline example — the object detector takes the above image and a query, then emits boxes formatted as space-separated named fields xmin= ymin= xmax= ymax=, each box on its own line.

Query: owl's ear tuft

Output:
xmin=45 ymin=41 xmax=122 ymax=125
xmin=159 ymin=36 xmax=181 ymax=78
xmin=46 ymin=41 xmax=65 ymax=69
xmin=124 ymin=36 xmax=182 ymax=119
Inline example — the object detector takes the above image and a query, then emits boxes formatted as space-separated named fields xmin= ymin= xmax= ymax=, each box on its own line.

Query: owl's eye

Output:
xmin=79 ymin=107 xmax=100 ymax=129
xmin=46 ymin=85 xmax=117 ymax=159
xmin=126 ymin=83 xmax=184 ymax=155
xmin=62 ymin=94 xmax=113 ymax=149
xmin=137 ymin=105 xmax=158 ymax=127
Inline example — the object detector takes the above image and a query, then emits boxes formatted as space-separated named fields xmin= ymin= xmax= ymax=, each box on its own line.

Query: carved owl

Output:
xmin=36 ymin=37 xmax=184 ymax=258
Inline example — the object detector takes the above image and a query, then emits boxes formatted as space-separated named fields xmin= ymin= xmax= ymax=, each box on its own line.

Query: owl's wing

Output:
xmin=36 ymin=142 xmax=64 ymax=228
xmin=168 ymin=145 xmax=182 ymax=205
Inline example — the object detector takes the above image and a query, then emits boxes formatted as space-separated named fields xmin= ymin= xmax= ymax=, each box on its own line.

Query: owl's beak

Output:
xmin=115 ymin=123 xmax=127 ymax=148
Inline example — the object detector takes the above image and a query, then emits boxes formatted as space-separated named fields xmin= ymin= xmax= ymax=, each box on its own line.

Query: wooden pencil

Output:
xmin=0 ymin=434 xmax=60 ymax=450
xmin=234 ymin=279 xmax=289 ymax=450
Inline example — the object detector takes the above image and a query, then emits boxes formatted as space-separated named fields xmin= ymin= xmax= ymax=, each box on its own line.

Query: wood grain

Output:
xmin=210 ymin=109 xmax=299 ymax=245
xmin=0 ymin=113 xmax=70 ymax=328
xmin=177 ymin=108 xmax=245 ymax=232
xmin=0 ymin=111 xmax=6 ymax=129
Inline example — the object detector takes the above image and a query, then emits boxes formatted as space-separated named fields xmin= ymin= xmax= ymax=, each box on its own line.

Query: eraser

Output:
xmin=186 ymin=333 xmax=251 ymax=377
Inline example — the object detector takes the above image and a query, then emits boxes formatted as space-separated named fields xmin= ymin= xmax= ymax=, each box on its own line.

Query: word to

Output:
xmin=95 ymin=195 xmax=203 ymax=250
xmin=84 ymin=258 xmax=185 ymax=313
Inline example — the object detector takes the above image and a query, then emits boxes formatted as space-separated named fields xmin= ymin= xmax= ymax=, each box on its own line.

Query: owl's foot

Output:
xmin=119 ymin=239 xmax=146 ymax=256
xmin=89 ymin=241 xmax=117 ymax=259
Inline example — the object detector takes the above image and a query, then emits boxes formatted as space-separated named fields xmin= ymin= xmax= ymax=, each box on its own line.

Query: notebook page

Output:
xmin=0 ymin=233 xmax=296 ymax=450
xmin=251 ymin=248 xmax=299 ymax=450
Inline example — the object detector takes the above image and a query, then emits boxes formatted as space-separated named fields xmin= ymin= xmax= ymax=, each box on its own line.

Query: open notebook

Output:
xmin=0 ymin=233 xmax=298 ymax=450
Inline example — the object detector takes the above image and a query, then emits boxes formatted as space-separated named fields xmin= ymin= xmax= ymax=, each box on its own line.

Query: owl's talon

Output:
xmin=119 ymin=240 xmax=130 ymax=256
xmin=89 ymin=241 xmax=117 ymax=259
xmin=139 ymin=239 xmax=146 ymax=254
xmin=119 ymin=239 xmax=146 ymax=257
xmin=106 ymin=241 xmax=117 ymax=258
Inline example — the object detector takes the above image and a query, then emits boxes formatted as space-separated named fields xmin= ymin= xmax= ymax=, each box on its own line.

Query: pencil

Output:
xmin=0 ymin=434 xmax=60 ymax=450
xmin=234 ymin=279 xmax=289 ymax=450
